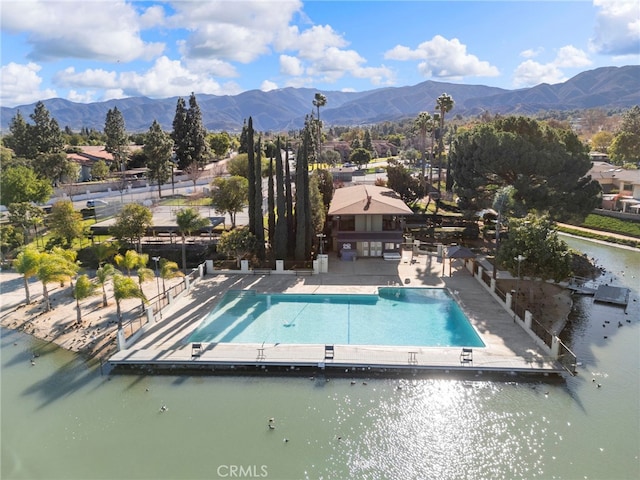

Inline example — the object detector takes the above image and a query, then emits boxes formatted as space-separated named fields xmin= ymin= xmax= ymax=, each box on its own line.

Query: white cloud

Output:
xmin=54 ymin=67 xmax=119 ymax=89
xmin=278 ymin=25 xmax=395 ymax=86
xmin=513 ymin=45 xmax=592 ymax=87
xmin=590 ymin=0 xmax=640 ymax=56
xmin=513 ymin=60 xmax=565 ymax=88
xmin=520 ymin=48 xmax=544 ymax=59
xmin=280 ymin=55 xmax=304 ymax=76
xmin=260 ymin=80 xmax=279 ymax=92
xmin=171 ymin=0 xmax=302 ymax=63
xmin=51 ymin=56 xmax=244 ymax=102
xmin=0 ymin=62 xmax=57 ymax=107
xmin=384 ymin=35 xmax=500 ymax=79
xmin=0 ymin=0 xmax=164 ymax=62
xmin=554 ymin=45 xmax=593 ymax=68
xmin=67 ymin=90 xmax=98 ymax=104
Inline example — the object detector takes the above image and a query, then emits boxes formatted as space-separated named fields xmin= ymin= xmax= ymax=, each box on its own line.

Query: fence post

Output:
xmin=146 ymin=306 xmax=155 ymax=324
xmin=184 ymin=275 xmax=190 ymax=291
xmin=168 ymin=291 xmax=173 ymax=305
xmin=524 ymin=310 xmax=533 ymax=330
xmin=551 ymin=336 xmax=561 ymax=358
xmin=476 ymin=265 xmax=483 ymax=280
xmin=198 ymin=263 xmax=204 ymax=278
xmin=490 ymin=277 xmax=496 ymax=292
xmin=117 ymin=329 xmax=126 ymax=351
xmin=506 ymin=291 xmax=513 ymax=311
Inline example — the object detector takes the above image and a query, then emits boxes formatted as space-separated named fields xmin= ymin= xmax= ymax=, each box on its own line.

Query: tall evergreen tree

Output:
xmin=171 ymin=97 xmax=189 ymax=168
xmin=30 ymin=101 xmax=64 ymax=156
xmin=284 ymin=146 xmax=295 ymax=258
xmin=6 ymin=110 xmax=32 ymax=158
xmin=238 ymin=119 xmax=249 ymax=154
xmin=274 ymin=138 xmax=288 ymax=260
xmin=267 ymin=155 xmax=276 ymax=253
xmin=363 ymin=129 xmax=374 ymax=155
xmin=144 ymin=120 xmax=174 ymax=198
xmin=254 ymin=136 xmax=265 ymax=260
xmin=295 ymin=117 xmax=314 ymax=261
xmin=104 ymin=107 xmax=128 ymax=172
xmin=186 ymin=92 xmax=208 ymax=168
xmin=246 ymin=117 xmax=256 ymax=236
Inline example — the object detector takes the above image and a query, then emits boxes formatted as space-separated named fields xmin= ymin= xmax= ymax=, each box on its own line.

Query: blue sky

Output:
xmin=1 ymin=0 xmax=638 ymax=108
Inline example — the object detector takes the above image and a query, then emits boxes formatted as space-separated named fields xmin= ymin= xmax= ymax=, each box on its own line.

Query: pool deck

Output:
xmin=109 ymin=253 xmax=565 ymax=376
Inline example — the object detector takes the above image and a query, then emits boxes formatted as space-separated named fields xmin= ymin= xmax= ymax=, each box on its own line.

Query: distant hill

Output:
xmin=1 ymin=65 xmax=638 ymax=133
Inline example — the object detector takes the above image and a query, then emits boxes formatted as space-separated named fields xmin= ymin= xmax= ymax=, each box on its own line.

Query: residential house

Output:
xmin=589 ymin=161 xmax=640 ymax=213
xmin=327 ymin=184 xmax=412 ymax=260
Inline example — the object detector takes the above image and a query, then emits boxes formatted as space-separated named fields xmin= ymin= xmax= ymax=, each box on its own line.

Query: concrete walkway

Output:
xmin=109 ymin=252 xmax=564 ymax=375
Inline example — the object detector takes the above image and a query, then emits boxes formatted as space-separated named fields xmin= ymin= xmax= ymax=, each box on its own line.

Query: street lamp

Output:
xmin=317 ymin=233 xmax=326 ymax=255
xmin=514 ymin=254 xmax=526 ymax=322
xmin=152 ymin=256 xmax=161 ymax=298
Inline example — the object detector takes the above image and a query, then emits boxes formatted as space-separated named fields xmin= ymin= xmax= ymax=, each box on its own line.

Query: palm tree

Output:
xmin=95 ymin=264 xmax=115 ymax=307
xmin=36 ymin=251 xmax=79 ymax=312
xmin=313 ymin=93 xmax=327 ymax=164
xmin=159 ymin=259 xmax=184 ymax=297
xmin=50 ymin=246 xmax=79 ymax=288
xmin=74 ymin=274 xmax=97 ymax=324
xmin=135 ymin=253 xmax=155 ymax=308
xmin=93 ymin=241 xmax=117 ymax=266
xmin=176 ymin=208 xmax=210 ymax=272
xmin=435 ymin=93 xmax=454 ymax=194
xmin=112 ymin=273 xmax=147 ymax=329
xmin=414 ymin=112 xmax=435 ymax=190
xmin=114 ymin=250 xmax=140 ymax=276
xmin=12 ymin=247 xmax=41 ymax=304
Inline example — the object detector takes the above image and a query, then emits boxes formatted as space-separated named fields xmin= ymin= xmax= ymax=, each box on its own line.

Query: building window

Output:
xmin=385 ymin=242 xmax=395 ymax=250
xmin=382 ymin=215 xmax=398 ymax=231
xmin=339 ymin=215 xmax=355 ymax=231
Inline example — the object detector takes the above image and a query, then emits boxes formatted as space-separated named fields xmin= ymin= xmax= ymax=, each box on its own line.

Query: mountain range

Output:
xmin=1 ymin=65 xmax=638 ymax=133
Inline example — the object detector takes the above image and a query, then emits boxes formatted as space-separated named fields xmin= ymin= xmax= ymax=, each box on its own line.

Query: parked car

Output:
xmin=86 ymin=199 xmax=109 ymax=208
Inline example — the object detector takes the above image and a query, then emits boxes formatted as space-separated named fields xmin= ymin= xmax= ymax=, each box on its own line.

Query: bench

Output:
xmin=295 ymin=269 xmax=314 ymax=276
xmin=253 ymin=269 xmax=271 ymax=275
xmin=383 ymin=252 xmax=402 ymax=261
xmin=460 ymin=348 xmax=473 ymax=365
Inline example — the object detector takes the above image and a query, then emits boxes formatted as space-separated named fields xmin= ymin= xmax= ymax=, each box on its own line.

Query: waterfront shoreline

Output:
xmin=0 ymin=257 xmax=573 ymax=363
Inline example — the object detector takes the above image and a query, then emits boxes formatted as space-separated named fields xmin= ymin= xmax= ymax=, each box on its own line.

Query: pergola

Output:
xmin=443 ymin=245 xmax=476 ymax=276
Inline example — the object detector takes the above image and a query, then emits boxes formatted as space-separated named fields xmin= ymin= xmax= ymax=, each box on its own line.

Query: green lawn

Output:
xmin=581 ymin=213 xmax=640 ymax=238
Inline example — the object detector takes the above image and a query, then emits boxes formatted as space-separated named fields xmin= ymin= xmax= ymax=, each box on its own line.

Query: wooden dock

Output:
xmin=593 ymin=285 xmax=630 ymax=307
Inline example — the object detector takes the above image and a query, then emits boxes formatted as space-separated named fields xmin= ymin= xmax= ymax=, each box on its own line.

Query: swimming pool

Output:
xmin=188 ymin=288 xmax=485 ymax=348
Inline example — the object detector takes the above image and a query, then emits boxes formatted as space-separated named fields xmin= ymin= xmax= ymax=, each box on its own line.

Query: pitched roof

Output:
xmin=328 ymin=184 xmax=413 ymax=216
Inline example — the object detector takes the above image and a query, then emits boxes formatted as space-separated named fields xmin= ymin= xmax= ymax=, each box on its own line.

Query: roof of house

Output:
xmin=589 ymin=162 xmax=640 ymax=184
xmin=328 ymin=184 xmax=413 ymax=216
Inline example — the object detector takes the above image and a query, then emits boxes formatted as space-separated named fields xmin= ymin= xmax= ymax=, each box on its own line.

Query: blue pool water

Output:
xmin=188 ymin=288 xmax=485 ymax=347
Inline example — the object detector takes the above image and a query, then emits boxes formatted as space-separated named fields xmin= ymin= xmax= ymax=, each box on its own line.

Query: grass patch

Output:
xmin=557 ymin=225 xmax=640 ymax=249
xmin=581 ymin=213 xmax=640 ymax=238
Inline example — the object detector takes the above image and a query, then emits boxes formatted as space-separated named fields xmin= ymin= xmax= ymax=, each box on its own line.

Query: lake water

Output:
xmin=2 ymin=236 xmax=639 ymax=479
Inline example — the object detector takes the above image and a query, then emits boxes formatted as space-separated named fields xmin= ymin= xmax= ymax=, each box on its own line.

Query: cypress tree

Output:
xmin=284 ymin=145 xmax=295 ymax=258
xmin=267 ymin=155 xmax=275 ymax=255
xmin=274 ymin=137 xmax=288 ymax=260
xmin=295 ymin=117 xmax=314 ymax=261
xmin=238 ymin=120 xmax=248 ymax=154
xmin=186 ymin=92 xmax=208 ymax=168
xmin=171 ymin=97 xmax=188 ymax=169
xmin=104 ymin=106 xmax=128 ymax=172
xmin=254 ymin=136 xmax=265 ymax=260
xmin=247 ymin=117 xmax=256 ymax=236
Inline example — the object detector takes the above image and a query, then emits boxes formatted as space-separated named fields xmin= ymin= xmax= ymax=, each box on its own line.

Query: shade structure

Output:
xmin=445 ymin=246 xmax=476 ymax=276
